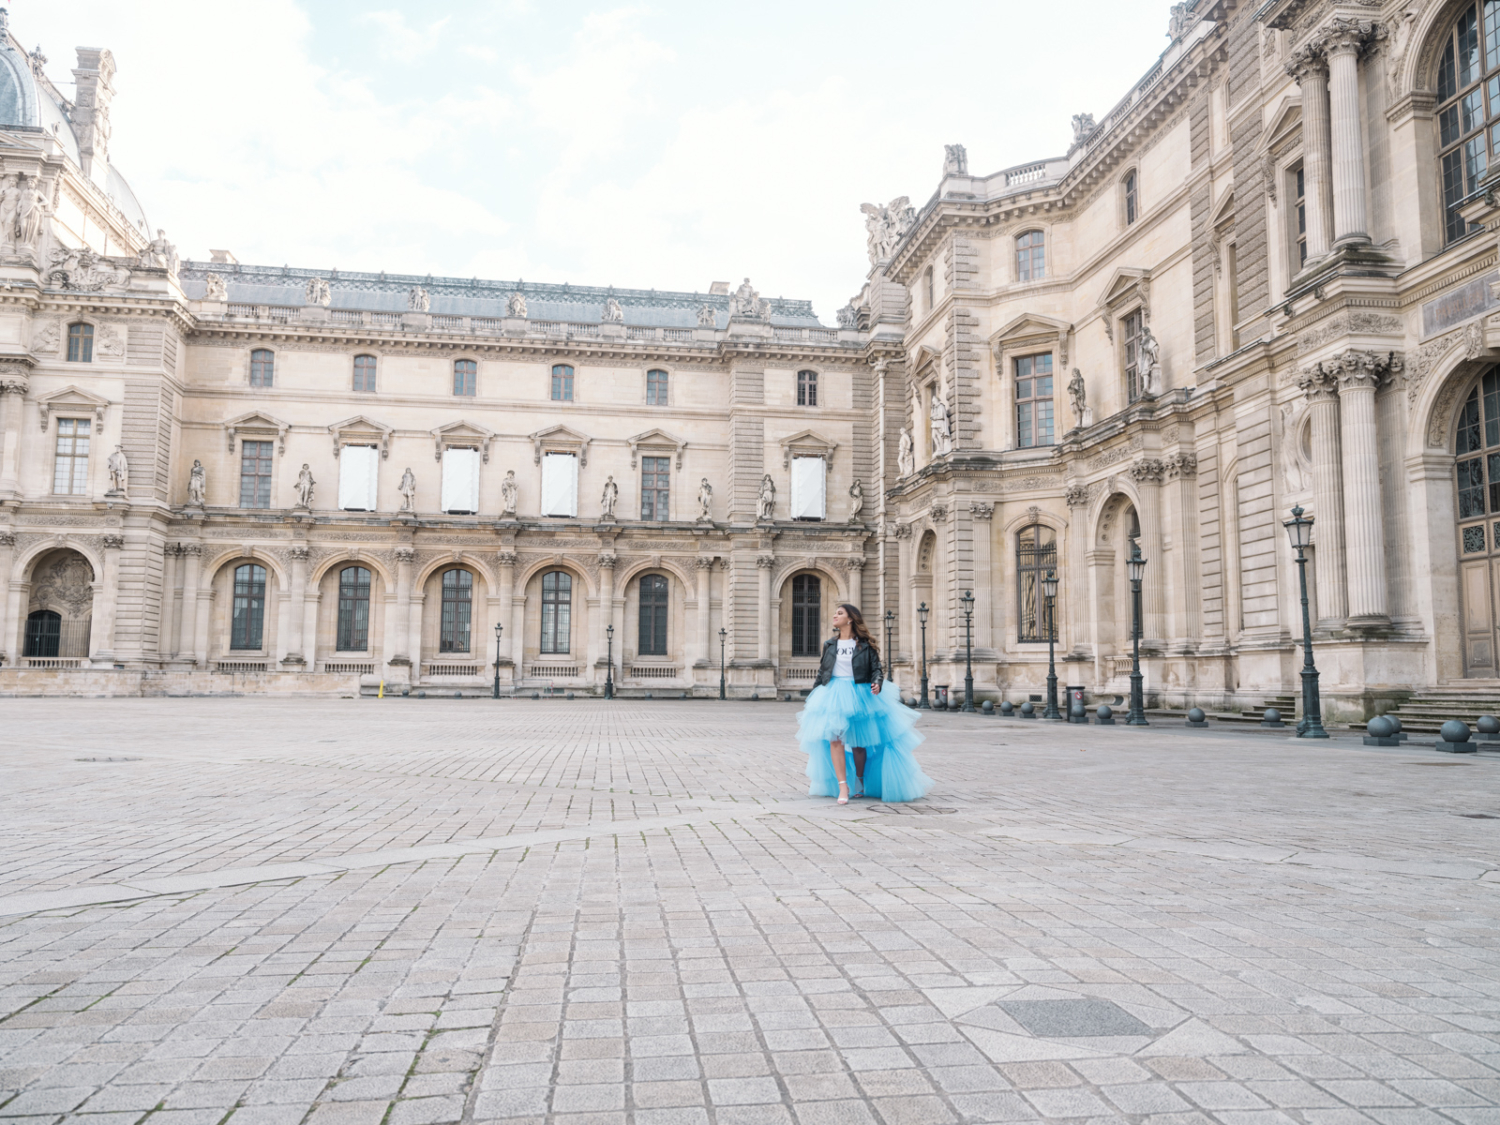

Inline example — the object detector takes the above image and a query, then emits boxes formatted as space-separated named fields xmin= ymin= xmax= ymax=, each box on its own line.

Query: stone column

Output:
xmin=971 ymin=504 xmax=995 ymax=654
xmin=598 ymin=551 xmax=617 ymax=684
xmin=160 ymin=544 xmax=180 ymax=658
xmin=1298 ymin=364 xmax=1348 ymax=627
xmin=694 ymin=556 xmax=714 ymax=667
xmin=0 ymin=371 xmax=28 ymax=500
xmin=1129 ymin=459 xmax=1167 ymax=644
xmin=1320 ymin=18 xmax=1381 ymax=246
xmin=1286 ymin=48 xmax=1333 ymax=261
xmin=1165 ymin=453 xmax=1202 ymax=648
xmin=90 ymin=533 xmax=124 ymax=664
xmin=391 ymin=547 xmax=414 ymax=672
xmin=496 ymin=550 xmax=516 ymax=664
xmin=1063 ymin=489 xmax=1090 ymax=656
xmin=283 ymin=545 xmax=310 ymax=667
xmin=756 ymin=554 xmax=774 ymax=660
xmin=407 ymin=583 xmax=425 ymax=682
xmin=0 ymin=530 xmax=14 ymax=665
xmin=1334 ymin=349 xmax=1397 ymax=626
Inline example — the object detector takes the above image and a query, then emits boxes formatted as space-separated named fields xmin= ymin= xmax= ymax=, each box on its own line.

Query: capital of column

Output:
xmin=597 ymin=551 xmax=618 ymax=570
xmin=970 ymin=500 xmax=996 ymax=519
xmin=1311 ymin=16 xmax=1385 ymax=59
xmin=1297 ymin=364 xmax=1341 ymax=402
xmin=1328 ymin=348 xmax=1403 ymax=392
xmin=755 ymin=554 xmax=775 ymax=569
xmin=1284 ymin=43 xmax=1328 ymax=83
xmin=692 ymin=556 xmax=716 ymax=570
xmin=0 ymin=376 xmax=28 ymax=397
xmin=1129 ymin=458 xmax=1166 ymax=484
xmin=930 ymin=503 xmax=949 ymax=522
xmin=394 ymin=547 xmax=416 ymax=565
xmin=177 ymin=543 xmax=202 ymax=558
xmin=842 ymin=556 xmax=866 ymax=572
xmin=0 ymin=531 xmax=15 ymax=548
xmin=1064 ymin=485 xmax=1091 ymax=509
xmin=1165 ymin=452 xmax=1198 ymax=480
xmin=893 ymin=522 xmax=913 ymax=539
xmin=101 ymin=534 xmax=124 ymax=551
xmin=288 ymin=545 xmax=310 ymax=562
xmin=496 ymin=549 xmax=518 ymax=567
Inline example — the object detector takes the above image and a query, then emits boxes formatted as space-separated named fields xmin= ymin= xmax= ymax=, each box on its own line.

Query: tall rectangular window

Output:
xmin=924 ymin=267 xmax=934 ymax=312
xmin=338 ymin=445 xmax=379 ymax=511
xmin=1123 ymin=310 xmax=1144 ymax=405
xmin=641 ymin=456 xmax=671 ymax=520
xmin=336 ymin=566 xmax=371 ymax=651
xmin=1124 ymin=171 xmax=1139 ymax=225
xmin=440 ymin=447 xmax=481 ymax=514
xmin=797 ymin=370 xmax=818 ymax=406
xmin=454 ymin=359 xmax=476 ymax=397
xmin=638 ymin=574 xmax=668 ymax=656
xmin=231 ymin=563 xmax=267 ymax=650
xmin=1015 ymin=354 xmax=1055 ymax=449
xmin=647 ymin=369 xmax=668 ymax=405
xmin=551 ymin=364 xmax=574 ymax=401
xmin=790 ymin=457 xmax=826 ymax=520
xmin=540 ymin=570 xmax=572 ymax=654
xmin=250 ymin=349 xmax=275 ymax=387
xmin=1294 ymin=166 xmax=1308 ymax=268
xmin=790 ymin=573 xmax=821 ymax=656
xmin=67 ymin=323 xmax=93 ymax=363
xmin=52 ymin=418 xmax=91 ymax=495
xmin=541 ymin=452 xmax=578 ymax=517
xmin=1016 ymin=231 xmax=1046 ymax=282
xmin=1016 ymin=524 xmax=1058 ymax=643
xmin=353 ymin=355 xmax=377 ymax=392
xmin=239 ymin=440 xmax=273 ymax=508
xmin=440 ymin=569 xmax=472 ymax=652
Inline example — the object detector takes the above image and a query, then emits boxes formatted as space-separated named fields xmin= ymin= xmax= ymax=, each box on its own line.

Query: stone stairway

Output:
xmin=1372 ymin=690 xmax=1500 ymax=735
xmin=1148 ymin=693 xmax=1298 ymax=725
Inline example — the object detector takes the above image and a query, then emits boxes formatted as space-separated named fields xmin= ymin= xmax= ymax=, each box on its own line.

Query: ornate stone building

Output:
xmin=2 ymin=1 xmax=1498 ymax=718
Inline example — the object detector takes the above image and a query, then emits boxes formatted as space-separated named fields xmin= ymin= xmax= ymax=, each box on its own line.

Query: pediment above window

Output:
xmin=37 ymin=385 xmax=110 ymax=432
xmin=531 ymin=423 xmax=592 ymax=466
xmin=990 ymin=312 xmax=1073 ymax=369
xmin=627 ymin=427 xmax=688 ymax=469
xmin=432 ymin=419 xmax=495 ymax=462
xmin=329 ymin=414 xmax=394 ymax=459
xmin=779 ymin=428 xmax=839 ymax=468
xmin=225 ymin=410 xmax=290 ymax=453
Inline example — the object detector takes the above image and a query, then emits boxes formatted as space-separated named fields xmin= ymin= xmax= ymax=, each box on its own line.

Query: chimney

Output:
xmin=209 ymin=249 xmax=238 ymax=264
xmin=71 ymin=46 xmax=116 ymax=184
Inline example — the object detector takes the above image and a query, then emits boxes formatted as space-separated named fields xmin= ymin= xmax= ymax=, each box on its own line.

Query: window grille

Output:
xmin=1016 ymin=525 xmax=1058 ymax=642
xmin=541 ymin=570 xmax=572 ymax=654
xmin=638 ymin=574 xmax=669 ymax=656
xmin=337 ymin=566 xmax=372 ymax=651
xmin=440 ymin=569 xmax=472 ymax=653
xmin=232 ymin=564 xmax=267 ymax=650
xmin=790 ymin=573 xmax=822 ymax=656
xmin=1437 ymin=4 xmax=1498 ymax=244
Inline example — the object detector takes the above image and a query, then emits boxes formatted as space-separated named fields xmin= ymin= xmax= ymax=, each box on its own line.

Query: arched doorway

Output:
xmin=1454 ymin=369 xmax=1500 ymax=674
xmin=1093 ymin=495 xmax=1140 ymax=687
xmin=24 ymin=548 xmax=94 ymax=666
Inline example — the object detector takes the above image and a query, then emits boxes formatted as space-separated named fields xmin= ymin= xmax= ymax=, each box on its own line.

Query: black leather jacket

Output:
xmin=814 ymin=636 xmax=884 ymax=689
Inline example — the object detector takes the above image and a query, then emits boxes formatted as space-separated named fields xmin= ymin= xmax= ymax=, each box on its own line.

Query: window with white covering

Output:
xmin=337 ymin=445 xmax=379 ymax=511
xmin=789 ymin=457 xmax=826 ymax=521
xmin=541 ymin=452 xmax=578 ymax=517
xmin=440 ymin=447 xmax=481 ymax=514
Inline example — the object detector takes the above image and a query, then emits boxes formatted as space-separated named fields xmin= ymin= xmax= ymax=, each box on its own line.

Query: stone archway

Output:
xmin=24 ymin=548 xmax=94 ymax=665
xmin=1092 ymin=494 xmax=1140 ymax=687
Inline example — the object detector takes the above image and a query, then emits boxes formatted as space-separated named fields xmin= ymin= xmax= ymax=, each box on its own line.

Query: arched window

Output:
xmin=647 ymin=369 xmax=669 ymax=405
xmin=1016 ymin=230 xmax=1046 ymax=282
xmin=1016 ymin=524 xmax=1058 ymax=642
xmin=353 ymin=354 xmax=377 ymax=393
xmin=24 ymin=610 xmax=61 ymax=657
xmin=638 ymin=574 xmax=669 ymax=656
xmin=1124 ymin=170 xmax=1139 ymax=225
xmin=231 ymin=563 xmax=267 ymax=650
xmin=67 ymin=323 xmax=93 ymax=363
xmin=797 ymin=370 xmax=818 ymax=407
xmin=337 ymin=566 xmax=372 ymax=651
xmin=1438 ymin=5 xmax=1497 ymax=244
xmin=552 ymin=364 xmax=574 ymax=401
xmin=440 ymin=569 xmax=472 ymax=653
xmin=540 ymin=570 xmax=572 ymax=654
xmin=791 ymin=573 xmax=822 ymax=656
xmin=454 ymin=359 xmax=477 ymax=397
xmin=250 ymin=349 xmax=275 ymax=388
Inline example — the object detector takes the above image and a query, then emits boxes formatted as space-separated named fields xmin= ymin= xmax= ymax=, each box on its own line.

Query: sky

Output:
xmin=18 ymin=1 xmax=1171 ymax=322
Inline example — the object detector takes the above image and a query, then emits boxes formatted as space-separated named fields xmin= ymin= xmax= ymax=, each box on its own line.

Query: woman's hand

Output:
xmin=870 ymin=683 xmax=881 ymax=695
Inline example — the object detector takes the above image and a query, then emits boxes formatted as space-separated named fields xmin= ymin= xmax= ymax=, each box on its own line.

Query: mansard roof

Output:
xmin=177 ymin=262 xmax=828 ymax=330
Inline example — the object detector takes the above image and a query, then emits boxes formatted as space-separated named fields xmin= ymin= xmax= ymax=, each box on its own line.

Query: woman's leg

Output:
xmin=829 ymin=739 xmax=848 ymax=785
xmin=852 ymin=747 xmax=867 ymax=779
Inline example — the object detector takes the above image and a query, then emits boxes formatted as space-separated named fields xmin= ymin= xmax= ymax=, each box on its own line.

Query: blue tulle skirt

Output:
xmin=797 ymin=677 xmax=932 ymax=802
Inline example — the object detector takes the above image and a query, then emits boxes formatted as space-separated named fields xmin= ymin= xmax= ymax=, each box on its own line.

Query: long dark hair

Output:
xmin=836 ymin=603 xmax=879 ymax=658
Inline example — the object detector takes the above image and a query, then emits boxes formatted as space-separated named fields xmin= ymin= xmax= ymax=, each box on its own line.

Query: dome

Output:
xmin=106 ymin=164 xmax=149 ymax=234
xmin=0 ymin=28 xmax=39 ymax=129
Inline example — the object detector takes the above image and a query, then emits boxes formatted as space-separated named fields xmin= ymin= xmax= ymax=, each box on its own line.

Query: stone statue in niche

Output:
xmin=757 ymin=473 xmax=776 ymax=522
xmin=500 ymin=469 xmax=518 ymax=516
xmin=106 ymin=445 xmax=128 ymax=494
xmin=1068 ymin=368 xmax=1089 ymax=429
xmin=898 ymin=426 xmax=915 ymax=477
xmin=601 ymin=297 xmax=624 ymax=323
xmin=696 ymin=477 xmax=713 ymax=521
xmin=1138 ymin=325 xmax=1163 ymax=397
xmin=1280 ymin=404 xmax=1309 ymax=494
xmin=15 ymin=173 xmax=49 ymax=248
xmin=202 ymin=272 xmax=227 ymax=301
xmin=506 ymin=291 xmax=528 ymax=318
xmin=294 ymin=463 xmax=315 ymax=508
xmin=187 ymin=459 xmax=206 ymax=506
xmin=399 ymin=467 xmax=417 ymax=512
xmin=601 ymin=475 xmax=619 ymax=520
xmin=305 ymin=277 xmax=331 ymax=307
xmin=849 ymin=479 xmax=865 ymax=522
xmin=407 ymin=286 xmax=430 ymax=312
xmin=929 ymin=394 xmax=953 ymax=456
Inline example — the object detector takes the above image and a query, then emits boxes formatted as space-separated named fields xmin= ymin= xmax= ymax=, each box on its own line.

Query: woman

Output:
xmin=797 ymin=604 xmax=932 ymax=805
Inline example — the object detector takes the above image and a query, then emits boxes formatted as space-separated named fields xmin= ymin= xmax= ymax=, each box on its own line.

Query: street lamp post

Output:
xmin=605 ymin=623 xmax=615 ymax=700
xmin=718 ymin=627 xmax=727 ymax=701
xmin=884 ymin=610 xmax=895 ymax=693
xmin=1284 ymin=505 xmax=1328 ymax=739
xmin=917 ymin=602 xmax=931 ymax=709
xmin=1126 ymin=542 xmax=1148 ymax=725
xmin=1041 ymin=570 xmax=1061 ymax=720
xmin=960 ymin=590 xmax=975 ymax=712
xmin=492 ymin=622 xmax=504 ymax=700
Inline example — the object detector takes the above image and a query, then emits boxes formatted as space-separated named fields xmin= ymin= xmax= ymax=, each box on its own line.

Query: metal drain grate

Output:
xmin=999 ymin=999 xmax=1151 ymax=1038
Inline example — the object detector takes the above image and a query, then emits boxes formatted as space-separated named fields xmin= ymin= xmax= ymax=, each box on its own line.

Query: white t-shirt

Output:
xmin=833 ymin=639 xmax=857 ymax=679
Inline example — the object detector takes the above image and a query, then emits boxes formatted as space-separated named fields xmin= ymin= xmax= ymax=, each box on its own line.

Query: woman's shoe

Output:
xmin=837 ymin=781 xmax=849 ymax=805
xmin=852 ymin=780 xmax=864 ymax=798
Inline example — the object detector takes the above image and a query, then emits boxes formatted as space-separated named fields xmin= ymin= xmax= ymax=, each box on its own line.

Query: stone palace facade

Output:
xmin=4 ymin=0 xmax=1500 ymax=718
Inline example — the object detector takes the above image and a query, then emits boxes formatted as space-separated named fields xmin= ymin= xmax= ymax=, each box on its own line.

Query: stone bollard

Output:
xmin=1363 ymin=715 xmax=1401 ymax=747
xmin=1475 ymin=715 xmax=1500 ymax=742
xmin=1436 ymin=719 xmax=1478 ymax=754
xmin=1260 ymin=707 xmax=1286 ymax=728
xmin=1020 ymin=701 xmax=1036 ymax=719
xmin=1185 ymin=707 xmax=1208 ymax=728
xmin=1095 ymin=704 xmax=1115 ymax=726
xmin=1000 ymin=700 xmax=1015 ymax=718
xmin=981 ymin=700 xmax=994 ymax=715
xmin=1386 ymin=715 xmax=1408 ymax=743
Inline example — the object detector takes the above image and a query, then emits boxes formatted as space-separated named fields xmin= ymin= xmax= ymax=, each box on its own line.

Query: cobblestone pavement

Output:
xmin=2 ymin=699 xmax=1499 ymax=1125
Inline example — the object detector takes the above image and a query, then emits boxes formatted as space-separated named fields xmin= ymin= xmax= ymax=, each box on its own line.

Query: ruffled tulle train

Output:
xmin=796 ymin=678 xmax=932 ymax=802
